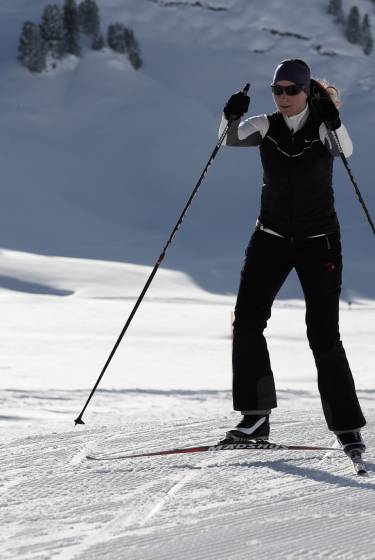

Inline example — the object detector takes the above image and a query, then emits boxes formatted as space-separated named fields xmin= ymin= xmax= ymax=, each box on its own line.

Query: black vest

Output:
xmin=258 ymin=110 xmax=340 ymax=237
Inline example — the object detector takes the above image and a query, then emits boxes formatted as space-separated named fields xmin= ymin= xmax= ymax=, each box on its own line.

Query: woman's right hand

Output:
xmin=224 ymin=91 xmax=250 ymax=121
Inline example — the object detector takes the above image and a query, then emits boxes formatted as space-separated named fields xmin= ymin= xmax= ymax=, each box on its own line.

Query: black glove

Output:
xmin=311 ymin=97 xmax=341 ymax=130
xmin=223 ymin=91 xmax=250 ymax=121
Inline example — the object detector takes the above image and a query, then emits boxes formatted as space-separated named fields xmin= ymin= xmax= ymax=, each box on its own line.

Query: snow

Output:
xmin=1 ymin=0 xmax=375 ymax=296
xmin=1 ymin=251 xmax=374 ymax=558
xmin=1 ymin=0 xmax=375 ymax=557
xmin=4 ymin=418 xmax=374 ymax=560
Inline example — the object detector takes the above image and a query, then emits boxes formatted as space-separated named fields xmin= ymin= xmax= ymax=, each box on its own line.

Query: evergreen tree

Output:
xmin=345 ymin=6 xmax=361 ymax=44
xmin=107 ymin=23 xmax=143 ymax=69
xmin=124 ymin=28 xmax=143 ymax=70
xmin=40 ymin=4 xmax=65 ymax=60
xmin=107 ymin=22 xmax=127 ymax=53
xmin=92 ymin=33 xmax=105 ymax=50
xmin=78 ymin=0 xmax=100 ymax=37
xmin=361 ymin=14 xmax=373 ymax=55
xmin=18 ymin=21 xmax=46 ymax=72
xmin=63 ymin=0 xmax=80 ymax=56
xmin=327 ymin=0 xmax=345 ymax=24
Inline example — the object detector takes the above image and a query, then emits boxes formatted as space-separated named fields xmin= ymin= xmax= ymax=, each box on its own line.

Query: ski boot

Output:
xmin=219 ymin=414 xmax=270 ymax=445
xmin=335 ymin=430 xmax=366 ymax=457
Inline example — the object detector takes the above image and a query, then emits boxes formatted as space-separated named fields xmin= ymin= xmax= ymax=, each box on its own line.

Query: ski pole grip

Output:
xmin=226 ymin=84 xmax=250 ymax=126
xmin=242 ymin=83 xmax=250 ymax=95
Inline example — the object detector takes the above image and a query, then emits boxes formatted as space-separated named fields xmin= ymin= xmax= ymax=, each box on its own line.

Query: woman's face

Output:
xmin=272 ymin=80 xmax=308 ymax=117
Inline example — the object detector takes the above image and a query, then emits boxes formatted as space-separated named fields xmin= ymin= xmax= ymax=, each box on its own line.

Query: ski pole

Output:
xmin=74 ymin=83 xmax=250 ymax=426
xmin=330 ymin=130 xmax=375 ymax=235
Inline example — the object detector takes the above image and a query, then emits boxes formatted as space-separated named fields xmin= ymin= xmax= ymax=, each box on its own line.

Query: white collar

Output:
xmin=283 ymin=104 xmax=309 ymax=134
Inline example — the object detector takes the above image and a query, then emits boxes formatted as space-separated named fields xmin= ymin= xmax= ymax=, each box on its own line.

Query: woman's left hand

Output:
xmin=311 ymin=97 xmax=341 ymax=130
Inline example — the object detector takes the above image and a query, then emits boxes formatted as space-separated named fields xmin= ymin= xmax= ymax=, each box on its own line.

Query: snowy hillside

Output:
xmin=1 ymin=249 xmax=375 ymax=559
xmin=1 ymin=248 xmax=375 ymax=559
xmin=1 ymin=0 xmax=375 ymax=297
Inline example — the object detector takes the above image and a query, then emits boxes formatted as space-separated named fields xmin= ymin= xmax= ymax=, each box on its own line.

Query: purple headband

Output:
xmin=273 ymin=60 xmax=311 ymax=94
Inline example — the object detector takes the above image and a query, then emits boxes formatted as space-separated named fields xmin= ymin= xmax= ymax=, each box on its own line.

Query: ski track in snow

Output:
xmin=1 ymin=411 xmax=375 ymax=560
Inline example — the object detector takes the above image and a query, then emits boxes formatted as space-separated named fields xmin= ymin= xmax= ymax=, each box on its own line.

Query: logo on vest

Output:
xmin=325 ymin=261 xmax=336 ymax=272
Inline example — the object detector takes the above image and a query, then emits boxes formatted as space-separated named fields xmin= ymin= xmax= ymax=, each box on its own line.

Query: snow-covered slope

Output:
xmin=1 ymin=0 xmax=375 ymax=297
xmin=0 ymin=250 xmax=374 ymax=559
xmin=1 ymin=413 xmax=375 ymax=559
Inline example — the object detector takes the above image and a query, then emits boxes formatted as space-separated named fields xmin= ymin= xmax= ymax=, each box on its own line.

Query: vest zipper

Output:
xmin=289 ymin=134 xmax=295 ymax=239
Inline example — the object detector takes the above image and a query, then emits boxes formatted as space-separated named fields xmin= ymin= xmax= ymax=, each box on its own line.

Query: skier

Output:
xmin=220 ymin=59 xmax=366 ymax=454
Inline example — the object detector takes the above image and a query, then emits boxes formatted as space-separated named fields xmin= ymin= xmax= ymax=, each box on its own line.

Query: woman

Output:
xmin=220 ymin=59 xmax=366 ymax=454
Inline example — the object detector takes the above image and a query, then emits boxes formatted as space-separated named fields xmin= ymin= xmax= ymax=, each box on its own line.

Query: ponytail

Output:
xmin=310 ymin=78 xmax=341 ymax=108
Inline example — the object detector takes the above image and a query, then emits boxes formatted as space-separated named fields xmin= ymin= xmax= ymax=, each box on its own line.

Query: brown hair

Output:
xmin=310 ymin=77 xmax=341 ymax=108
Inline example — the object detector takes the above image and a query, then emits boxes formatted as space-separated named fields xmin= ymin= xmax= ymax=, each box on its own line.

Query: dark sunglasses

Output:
xmin=271 ymin=84 xmax=305 ymax=96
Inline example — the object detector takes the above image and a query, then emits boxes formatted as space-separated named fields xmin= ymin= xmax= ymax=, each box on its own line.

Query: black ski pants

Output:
xmin=232 ymin=228 xmax=366 ymax=432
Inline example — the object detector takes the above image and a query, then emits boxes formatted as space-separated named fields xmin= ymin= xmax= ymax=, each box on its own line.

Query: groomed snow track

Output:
xmin=1 ymin=410 xmax=374 ymax=560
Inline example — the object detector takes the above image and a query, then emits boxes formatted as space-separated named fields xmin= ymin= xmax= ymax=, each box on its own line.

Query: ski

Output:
xmin=86 ymin=441 xmax=344 ymax=461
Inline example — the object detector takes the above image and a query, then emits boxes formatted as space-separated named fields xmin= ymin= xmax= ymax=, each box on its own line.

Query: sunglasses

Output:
xmin=271 ymin=84 xmax=305 ymax=96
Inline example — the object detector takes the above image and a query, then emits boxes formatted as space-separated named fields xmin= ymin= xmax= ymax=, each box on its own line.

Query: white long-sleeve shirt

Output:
xmin=219 ymin=104 xmax=353 ymax=158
